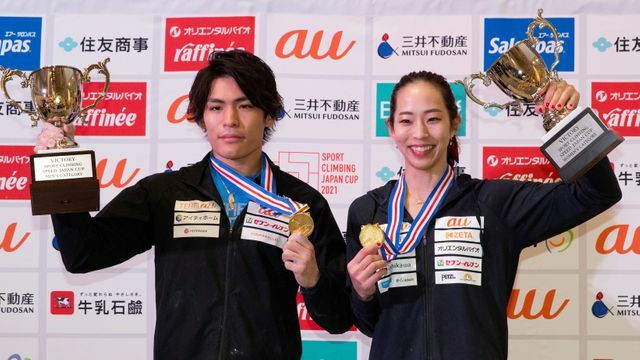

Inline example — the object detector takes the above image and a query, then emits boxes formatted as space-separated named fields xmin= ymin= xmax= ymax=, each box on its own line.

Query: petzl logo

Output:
xmin=164 ymin=17 xmax=255 ymax=72
xmin=591 ymin=291 xmax=614 ymax=318
xmin=375 ymin=82 xmax=467 ymax=137
xmin=275 ymin=29 xmax=356 ymax=60
xmin=50 ymin=291 xmax=74 ymax=315
xmin=0 ymin=17 xmax=42 ymax=70
xmin=484 ymin=17 xmax=575 ymax=72
xmin=595 ymin=224 xmax=640 ymax=255
xmin=507 ymin=288 xmax=570 ymax=320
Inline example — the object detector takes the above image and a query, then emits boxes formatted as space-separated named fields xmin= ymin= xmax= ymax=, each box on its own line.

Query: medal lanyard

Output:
xmin=382 ymin=165 xmax=455 ymax=261
xmin=209 ymin=152 xmax=304 ymax=216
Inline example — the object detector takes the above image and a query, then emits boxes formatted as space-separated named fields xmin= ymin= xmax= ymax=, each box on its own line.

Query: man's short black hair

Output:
xmin=187 ymin=50 xmax=284 ymax=142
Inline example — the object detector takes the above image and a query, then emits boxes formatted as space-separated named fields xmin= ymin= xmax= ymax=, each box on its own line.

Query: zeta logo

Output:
xmin=484 ymin=17 xmax=575 ymax=72
xmin=50 ymin=290 xmax=74 ymax=315
xmin=591 ymin=291 xmax=615 ymax=318
xmin=0 ymin=17 xmax=42 ymax=70
xmin=375 ymin=82 xmax=467 ymax=137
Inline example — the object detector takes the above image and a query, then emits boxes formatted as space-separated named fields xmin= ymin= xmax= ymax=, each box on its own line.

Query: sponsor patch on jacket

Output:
xmin=435 ymin=216 xmax=484 ymax=229
xmin=435 ymin=270 xmax=481 ymax=286
xmin=173 ymin=200 xmax=221 ymax=238
xmin=377 ymin=247 xmax=416 ymax=294
xmin=174 ymin=200 xmax=221 ymax=212
xmin=241 ymin=202 xmax=290 ymax=249
xmin=433 ymin=216 xmax=484 ymax=286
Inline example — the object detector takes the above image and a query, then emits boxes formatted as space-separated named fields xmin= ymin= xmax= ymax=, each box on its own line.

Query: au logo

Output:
xmin=275 ymin=30 xmax=356 ymax=60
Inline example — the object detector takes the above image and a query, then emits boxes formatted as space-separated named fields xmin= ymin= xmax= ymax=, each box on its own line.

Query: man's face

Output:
xmin=203 ymin=76 xmax=274 ymax=173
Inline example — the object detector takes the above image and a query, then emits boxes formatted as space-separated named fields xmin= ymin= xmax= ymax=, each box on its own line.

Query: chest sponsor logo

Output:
xmin=376 ymin=249 xmax=416 ymax=293
xmin=173 ymin=200 xmax=221 ymax=238
xmin=241 ymin=201 xmax=290 ymax=248
xmin=436 ymin=270 xmax=482 ymax=286
xmin=174 ymin=200 xmax=220 ymax=212
xmin=434 ymin=215 xmax=483 ymax=286
xmin=434 ymin=228 xmax=481 ymax=243
xmin=378 ymin=272 xmax=418 ymax=294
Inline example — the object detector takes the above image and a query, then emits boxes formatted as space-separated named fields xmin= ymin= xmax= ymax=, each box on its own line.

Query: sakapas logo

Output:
xmin=0 ymin=146 xmax=32 ymax=200
xmin=595 ymin=223 xmax=640 ymax=254
xmin=76 ymin=82 xmax=147 ymax=136
xmin=507 ymin=288 xmax=570 ymax=320
xmin=484 ymin=17 xmax=575 ymax=72
xmin=591 ymin=82 xmax=640 ymax=137
xmin=483 ymin=146 xmax=560 ymax=182
xmin=96 ymin=157 xmax=140 ymax=189
xmin=275 ymin=29 xmax=356 ymax=60
xmin=0 ymin=17 xmax=42 ymax=70
xmin=164 ymin=17 xmax=255 ymax=72
xmin=0 ymin=222 xmax=30 ymax=253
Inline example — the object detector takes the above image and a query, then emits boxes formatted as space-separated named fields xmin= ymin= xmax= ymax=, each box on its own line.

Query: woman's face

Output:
xmin=388 ymin=80 xmax=459 ymax=175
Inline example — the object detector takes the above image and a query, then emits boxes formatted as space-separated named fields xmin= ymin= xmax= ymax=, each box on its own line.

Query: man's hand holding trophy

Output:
xmin=1 ymin=58 xmax=111 ymax=215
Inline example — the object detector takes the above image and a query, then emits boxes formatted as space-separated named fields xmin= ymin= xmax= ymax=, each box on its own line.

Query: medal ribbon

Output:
xmin=381 ymin=166 xmax=455 ymax=261
xmin=209 ymin=152 xmax=304 ymax=215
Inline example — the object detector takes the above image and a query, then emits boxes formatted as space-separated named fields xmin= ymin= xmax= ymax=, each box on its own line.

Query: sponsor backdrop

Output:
xmin=0 ymin=0 xmax=638 ymax=359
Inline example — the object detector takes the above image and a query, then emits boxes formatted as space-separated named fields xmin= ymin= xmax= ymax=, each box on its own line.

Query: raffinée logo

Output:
xmin=164 ymin=17 xmax=255 ymax=72
xmin=591 ymin=82 xmax=640 ymax=137
xmin=0 ymin=145 xmax=32 ymax=200
xmin=76 ymin=82 xmax=147 ymax=136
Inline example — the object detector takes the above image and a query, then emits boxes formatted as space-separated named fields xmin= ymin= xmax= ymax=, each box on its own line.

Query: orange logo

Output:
xmin=0 ymin=222 xmax=30 ymax=253
xmin=507 ymin=289 xmax=570 ymax=320
xmin=167 ymin=94 xmax=193 ymax=124
xmin=596 ymin=224 xmax=640 ymax=255
xmin=275 ymin=30 xmax=356 ymax=60
xmin=96 ymin=159 xmax=141 ymax=189
xmin=446 ymin=217 xmax=472 ymax=227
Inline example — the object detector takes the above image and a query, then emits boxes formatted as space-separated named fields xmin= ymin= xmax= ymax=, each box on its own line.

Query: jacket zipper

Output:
xmin=217 ymin=211 xmax=236 ymax=359
xmin=422 ymin=233 xmax=432 ymax=360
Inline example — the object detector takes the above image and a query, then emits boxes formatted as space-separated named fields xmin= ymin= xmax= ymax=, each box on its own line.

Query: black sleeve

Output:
xmin=478 ymin=157 xmax=622 ymax=250
xmin=51 ymin=178 xmax=154 ymax=273
xmin=300 ymin=196 xmax=353 ymax=334
xmin=344 ymin=195 xmax=381 ymax=337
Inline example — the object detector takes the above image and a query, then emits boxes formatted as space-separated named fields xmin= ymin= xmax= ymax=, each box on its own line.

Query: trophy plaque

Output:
xmin=1 ymin=58 xmax=111 ymax=215
xmin=456 ymin=9 xmax=623 ymax=182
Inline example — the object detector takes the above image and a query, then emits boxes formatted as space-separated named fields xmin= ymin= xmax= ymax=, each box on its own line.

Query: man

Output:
xmin=49 ymin=50 xmax=352 ymax=359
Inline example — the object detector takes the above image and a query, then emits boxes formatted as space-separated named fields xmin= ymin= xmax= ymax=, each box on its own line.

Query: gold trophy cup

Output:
xmin=1 ymin=58 xmax=111 ymax=214
xmin=456 ymin=9 xmax=623 ymax=182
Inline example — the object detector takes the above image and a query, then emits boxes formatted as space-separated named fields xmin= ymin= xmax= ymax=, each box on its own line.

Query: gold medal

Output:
xmin=359 ymin=224 xmax=384 ymax=248
xmin=288 ymin=204 xmax=314 ymax=238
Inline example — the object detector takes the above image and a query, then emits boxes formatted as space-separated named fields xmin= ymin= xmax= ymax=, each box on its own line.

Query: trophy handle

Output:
xmin=455 ymin=73 xmax=521 ymax=111
xmin=527 ymin=8 xmax=562 ymax=77
xmin=78 ymin=57 xmax=111 ymax=124
xmin=0 ymin=67 xmax=40 ymax=126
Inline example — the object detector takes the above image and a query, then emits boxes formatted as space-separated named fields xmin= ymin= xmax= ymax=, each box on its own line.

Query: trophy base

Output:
xmin=30 ymin=150 xmax=100 ymax=215
xmin=541 ymin=107 xmax=624 ymax=183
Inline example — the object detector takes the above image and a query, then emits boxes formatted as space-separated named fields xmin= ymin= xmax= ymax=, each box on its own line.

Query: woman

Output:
xmin=346 ymin=71 xmax=621 ymax=359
